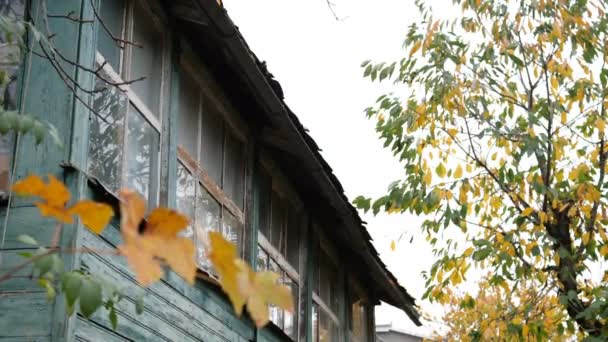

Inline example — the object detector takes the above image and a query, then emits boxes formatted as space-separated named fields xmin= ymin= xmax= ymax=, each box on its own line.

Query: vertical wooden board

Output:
xmin=160 ymin=33 xmax=179 ymax=208
xmin=13 ymin=0 xmax=83 ymax=185
xmin=0 ymin=292 xmax=52 ymax=337
xmin=0 ymin=337 xmax=50 ymax=342
xmin=303 ymin=219 xmax=315 ymax=342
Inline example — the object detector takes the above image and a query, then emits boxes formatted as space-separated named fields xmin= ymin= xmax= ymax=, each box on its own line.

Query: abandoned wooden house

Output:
xmin=0 ymin=0 xmax=420 ymax=341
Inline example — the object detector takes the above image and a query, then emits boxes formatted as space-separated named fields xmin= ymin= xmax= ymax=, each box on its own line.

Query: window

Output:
xmin=88 ymin=0 xmax=164 ymax=205
xmin=256 ymin=166 xmax=302 ymax=339
xmin=348 ymin=281 xmax=368 ymax=342
xmin=0 ymin=1 xmax=26 ymax=194
xmin=175 ymin=56 xmax=247 ymax=274
xmin=312 ymin=244 xmax=341 ymax=342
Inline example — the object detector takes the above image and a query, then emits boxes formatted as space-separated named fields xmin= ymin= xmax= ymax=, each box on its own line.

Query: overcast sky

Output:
xmin=223 ymin=0 xmax=450 ymax=336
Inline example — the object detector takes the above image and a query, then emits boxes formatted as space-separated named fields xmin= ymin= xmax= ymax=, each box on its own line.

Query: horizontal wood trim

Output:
xmin=95 ymin=53 xmax=162 ymax=131
xmin=258 ymin=234 xmax=299 ymax=282
xmin=312 ymin=293 xmax=340 ymax=325
xmin=177 ymin=146 xmax=244 ymax=223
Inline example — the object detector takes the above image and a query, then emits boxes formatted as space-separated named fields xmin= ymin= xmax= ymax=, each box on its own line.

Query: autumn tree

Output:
xmin=434 ymin=275 xmax=573 ymax=341
xmin=356 ymin=0 xmax=608 ymax=338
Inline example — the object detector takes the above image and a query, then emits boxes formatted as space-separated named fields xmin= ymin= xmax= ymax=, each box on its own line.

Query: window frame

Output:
xmin=175 ymin=47 xmax=249 ymax=270
xmin=346 ymin=276 xmax=369 ymax=342
xmin=256 ymin=157 xmax=305 ymax=340
xmin=312 ymin=229 xmax=342 ymax=342
xmin=89 ymin=0 xmax=167 ymax=204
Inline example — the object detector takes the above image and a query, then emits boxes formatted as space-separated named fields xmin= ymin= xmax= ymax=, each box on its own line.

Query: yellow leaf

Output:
xmin=597 ymin=118 xmax=606 ymax=134
xmin=146 ymin=208 xmax=189 ymax=238
xmin=12 ymin=174 xmax=81 ymax=224
xmin=466 ymin=164 xmax=472 ymax=173
xmin=12 ymin=174 xmax=46 ymax=197
xmin=600 ymin=244 xmax=608 ymax=257
xmin=409 ymin=40 xmax=422 ymax=56
xmin=561 ymin=112 xmax=567 ymax=125
xmin=550 ymin=76 xmax=558 ymax=91
xmin=118 ymin=189 xmax=196 ymax=286
xmin=424 ymin=171 xmax=432 ymax=186
xmin=390 ymin=240 xmax=396 ymax=251
xmin=463 ymin=247 xmax=473 ymax=257
xmin=436 ymin=163 xmax=446 ymax=178
xmin=454 ymin=165 xmax=463 ymax=179
xmin=522 ymin=207 xmax=534 ymax=217
xmin=69 ymin=200 xmax=114 ymax=234
xmin=209 ymin=232 xmax=294 ymax=327
xmin=582 ymin=232 xmax=590 ymax=245
xmin=209 ymin=231 xmax=247 ymax=315
xmin=236 ymin=261 xmax=294 ymax=327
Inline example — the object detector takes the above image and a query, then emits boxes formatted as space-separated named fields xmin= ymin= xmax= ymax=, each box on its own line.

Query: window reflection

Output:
xmin=176 ymin=163 xmax=195 ymax=239
xmin=195 ymin=185 xmax=220 ymax=270
xmin=126 ymin=105 xmax=159 ymax=203
xmin=88 ymin=72 xmax=128 ymax=192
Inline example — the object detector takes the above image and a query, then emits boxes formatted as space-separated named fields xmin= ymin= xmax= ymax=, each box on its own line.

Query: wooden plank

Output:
xmin=72 ymin=317 xmax=129 ymax=342
xmin=0 ymin=206 xmax=57 ymax=250
xmin=160 ymin=38 xmax=180 ymax=208
xmin=79 ymin=227 xmax=254 ymax=341
xmin=0 ymin=248 xmax=40 ymax=291
xmin=0 ymin=292 xmax=52 ymax=337
xmin=0 ymin=337 xmax=50 ymax=342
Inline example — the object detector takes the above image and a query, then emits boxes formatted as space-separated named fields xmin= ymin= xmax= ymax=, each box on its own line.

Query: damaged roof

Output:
xmin=168 ymin=0 xmax=421 ymax=326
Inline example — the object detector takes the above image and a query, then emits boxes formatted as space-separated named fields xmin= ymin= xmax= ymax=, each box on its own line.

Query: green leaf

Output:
xmin=32 ymin=121 xmax=45 ymax=145
xmin=16 ymin=234 xmax=37 ymax=246
xmin=79 ymin=277 xmax=103 ymax=318
xmin=17 ymin=251 xmax=33 ymax=258
xmin=45 ymin=121 xmax=63 ymax=148
xmin=63 ymin=272 xmax=82 ymax=309
xmin=34 ymin=255 xmax=54 ymax=277
xmin=473 ymin=248 xmax=491 ymax=261
xmin=109 ymin=306 xmax=118 ymax=330
xmin=135 ymin=294 xmax=145 ymax=315
xmin=38 ymin=278 xmax=56 ymax=300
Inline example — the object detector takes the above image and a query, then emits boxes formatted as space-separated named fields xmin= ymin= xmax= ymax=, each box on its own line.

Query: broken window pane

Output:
xmin=177 ymin=71 xmax=200 ymax=158
xmin=88 ymin=72 xmax=128 ymax=192
xmin=195 ymin=185 xmax=220 ymax=270
xmin=126 ymin=105 xmax=159 ymax=203
xmin=176 ymin=163 xmax=195 ymax=239
xmin=200 ymin=99 xmax=223 ymax=185
xmin=130 ymin=2 xmax=163 ymax=116
xmin=96 ymin=0 xmax=124 ymax=70
xmin=223 ymin=131 xmax=245 ymax=209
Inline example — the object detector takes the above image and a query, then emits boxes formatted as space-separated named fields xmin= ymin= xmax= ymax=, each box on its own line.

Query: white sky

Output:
xmin=223 ymin=0 xmax=453 ymax=336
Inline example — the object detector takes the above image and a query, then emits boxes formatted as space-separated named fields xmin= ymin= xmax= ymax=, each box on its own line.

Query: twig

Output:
xmin=0 ymin=249 xmax=56 ymax=283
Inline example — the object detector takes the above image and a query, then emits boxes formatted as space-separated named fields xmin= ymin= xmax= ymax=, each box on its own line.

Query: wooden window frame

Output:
xmin=312 ymin=228 xmax=342 ymax=341
xmin=90 ymin=0 xmax=167 ymax=204
xmin=256 ymin=157 xmax=305 ymax=340
xmin=346 ymin=276 xmax=369 ymax=342
xmin=175 ymin=47 xmax=248 ymax=265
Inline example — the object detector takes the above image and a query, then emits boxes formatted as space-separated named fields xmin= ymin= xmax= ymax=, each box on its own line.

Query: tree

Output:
xmin=356 ymin=0 xmax=608 ymax=338
xmin=434 ymin=275 xmax=573 ymax=341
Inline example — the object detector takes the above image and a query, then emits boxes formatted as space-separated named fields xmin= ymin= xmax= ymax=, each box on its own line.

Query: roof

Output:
xmin=376 ymin=323 xmax=430 ymax=339
xmin=168 ymin=0 xmax=420 ymax=326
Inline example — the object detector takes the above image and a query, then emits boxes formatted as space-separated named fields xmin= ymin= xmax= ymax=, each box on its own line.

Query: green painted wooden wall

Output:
xmin=0 ymin=1 xmax=380 ymax=341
